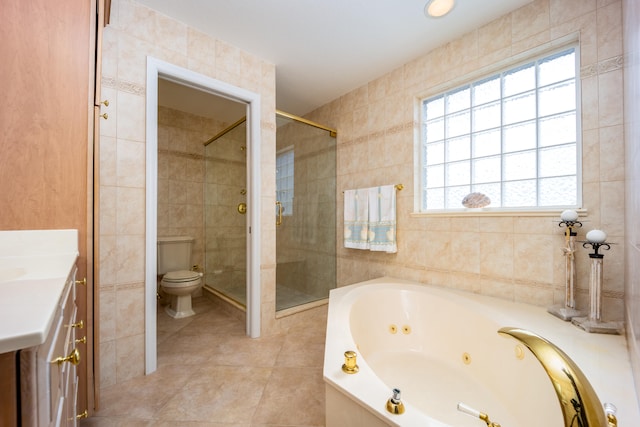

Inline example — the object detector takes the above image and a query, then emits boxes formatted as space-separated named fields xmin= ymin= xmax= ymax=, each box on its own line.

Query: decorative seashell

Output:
xmin=462 ymin=192 xmax=491 ymax=208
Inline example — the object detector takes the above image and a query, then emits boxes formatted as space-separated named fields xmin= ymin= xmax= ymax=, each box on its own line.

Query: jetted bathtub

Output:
xmin=323 ymin=277 xmax=639 ymax=427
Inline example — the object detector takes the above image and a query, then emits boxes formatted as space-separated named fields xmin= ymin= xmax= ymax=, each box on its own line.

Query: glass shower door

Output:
xmin=275 ymin=112 xmax=337 ymax=311
xmin=204 ymin=118 xmax=247 ymax=306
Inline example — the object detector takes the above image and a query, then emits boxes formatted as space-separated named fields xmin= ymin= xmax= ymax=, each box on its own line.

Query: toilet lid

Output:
xmin=163 ymin=270 xmax=201 ymax=282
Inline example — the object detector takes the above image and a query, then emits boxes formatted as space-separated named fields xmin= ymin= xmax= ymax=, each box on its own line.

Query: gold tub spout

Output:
xmin=498 ymin=327 xmax=616 ymax=427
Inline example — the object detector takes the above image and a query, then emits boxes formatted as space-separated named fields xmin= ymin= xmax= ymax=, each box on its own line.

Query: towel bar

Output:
xmin=343 ymin=184 xmax=403 ymax=194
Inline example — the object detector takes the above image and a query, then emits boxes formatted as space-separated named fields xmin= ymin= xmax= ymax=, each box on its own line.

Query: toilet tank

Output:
xmin=157 ymin=236 xmax=194 ymax=274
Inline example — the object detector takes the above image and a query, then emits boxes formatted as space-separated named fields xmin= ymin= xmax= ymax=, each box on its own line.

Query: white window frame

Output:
xmin=418 ymin=44 xmax=582 ymax=214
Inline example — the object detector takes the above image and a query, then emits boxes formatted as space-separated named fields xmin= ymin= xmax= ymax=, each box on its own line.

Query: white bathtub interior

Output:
xmin=349 ymin=288 xmax=559 ymax=426
xmin=324 ymin=277 xmax=640 ymax=427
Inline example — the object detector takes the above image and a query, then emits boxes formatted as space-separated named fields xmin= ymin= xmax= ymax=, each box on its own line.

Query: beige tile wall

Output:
xmin=622 ymin=0 xmax=640 ymax=407
xmin=98 ymin=0 xmax=630 ymax=390
xmin=157 ymin=106 xmax=227 ymax=269
xmin=306 ymin=0 xmax=626 ymax=320
xmin=98 ymin=0 xmax=277 ymax=387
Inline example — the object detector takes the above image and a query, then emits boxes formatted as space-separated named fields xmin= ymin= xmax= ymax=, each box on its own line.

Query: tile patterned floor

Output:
xmin=82 ymin=296 xmax=328 ymax=426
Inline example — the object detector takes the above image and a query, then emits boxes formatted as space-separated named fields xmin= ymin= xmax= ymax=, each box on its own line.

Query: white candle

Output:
xmin=560 ymin=209 xmax=579 ymax=222
xmin=586 ymin=229 xmax=607 ymax=244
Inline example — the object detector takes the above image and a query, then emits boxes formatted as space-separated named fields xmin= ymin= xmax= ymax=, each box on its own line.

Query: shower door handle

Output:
xmin=276 ymin=201 xmax=283 ymax=226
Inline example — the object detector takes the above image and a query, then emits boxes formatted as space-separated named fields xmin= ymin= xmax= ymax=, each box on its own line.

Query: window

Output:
xmin=420 ymin=47 xmax=580 ymax=211
xmin=276 ymin=147 xmax=294 ymax=216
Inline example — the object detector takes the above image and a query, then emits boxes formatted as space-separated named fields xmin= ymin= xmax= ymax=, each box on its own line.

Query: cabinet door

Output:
xmin=0 ymin=352 xmax=18 ymax=426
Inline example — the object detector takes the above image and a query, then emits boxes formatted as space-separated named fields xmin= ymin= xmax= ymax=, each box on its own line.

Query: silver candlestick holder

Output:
xmin=571 ymin=229 xmax=621 ymax=334
xmin=548 ymin=210 xmax=584 ymax=320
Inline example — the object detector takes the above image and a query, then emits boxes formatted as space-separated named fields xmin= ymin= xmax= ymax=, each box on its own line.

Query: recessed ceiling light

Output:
xmin=425 ymin=0 xmax=455 ymax=18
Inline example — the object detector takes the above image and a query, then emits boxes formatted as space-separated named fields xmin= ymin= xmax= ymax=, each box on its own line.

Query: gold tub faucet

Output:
xmin=498 ymin=327 xmax=618 ymax=427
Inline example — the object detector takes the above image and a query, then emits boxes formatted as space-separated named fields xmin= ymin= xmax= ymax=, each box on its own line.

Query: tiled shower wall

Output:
xmin=157 ymin=106 xmax=227 ymax=269
xmin=307 ymin=0 xmax=626 ymax=321
xmin=623 ymin=0 xmax=640 ymax=407
xmin=98 ymin=0 xmax=277 ymax=387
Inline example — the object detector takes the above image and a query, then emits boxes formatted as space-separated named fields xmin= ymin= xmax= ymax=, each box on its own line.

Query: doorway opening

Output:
xmin=145 ymin=57 xmax=261 ymax=375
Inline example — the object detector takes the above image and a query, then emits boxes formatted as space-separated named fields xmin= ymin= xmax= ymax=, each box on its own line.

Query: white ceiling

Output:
xmin=145 ymin=0 xmax=533 ymax=120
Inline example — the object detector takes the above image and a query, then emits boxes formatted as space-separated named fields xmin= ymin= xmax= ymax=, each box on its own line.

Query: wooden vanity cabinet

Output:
xmin=0 ymin=0 xmax=107 ymax=416
xmin=18 ymin=266 xmax=83 ymax=427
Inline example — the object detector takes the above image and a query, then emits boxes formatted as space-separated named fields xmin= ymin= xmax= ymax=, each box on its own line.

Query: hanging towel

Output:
xmin=344 ymin=188 xmax=370 ymax=249
xmin=367 ymin=185 xmax=397 ymax=253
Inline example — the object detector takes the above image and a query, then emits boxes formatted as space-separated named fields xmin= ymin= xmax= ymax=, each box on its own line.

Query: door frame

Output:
xmin=145 ymin=57 xmax=262 ymax=374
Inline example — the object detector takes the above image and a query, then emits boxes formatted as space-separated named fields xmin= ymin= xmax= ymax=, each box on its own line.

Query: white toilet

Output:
xmin=157 ymin=236 xmax=203 ymax=318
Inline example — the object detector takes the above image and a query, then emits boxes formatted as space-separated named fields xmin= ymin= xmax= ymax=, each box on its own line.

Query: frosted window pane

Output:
xmin=446 ymin=161 xmax=470 ymax=186
xmin=447 ymin=86 xmax=470 ymax=114
xmin=426 ymin=164 xmax=444 ymax=188
xmin=503 ymin=180 xmax=537 ymax=207
xmin=276 ymin=149 xmax=294 ymax=216
xmin=504 ymin=151 xmax=536 ymax=180
xmin=446 ymin=186 xmax=471 ymax=209
xmin=426 ymin=118 xmax=444 ymax=143
xmin=473 ymin=156 xmax=501 ymax=183
xmin=539 ymin=112 xmax=576 ymax=147
xmin=503 ymin=91 xmax=536 ymax=125
xmin=539 ymin=145 xmax=576 ymax=177
xmin=473 ymin=183 xmax=500 ymax=207
xmin=425 ymin=96 xmax=444 ymax=120
xmin=539 ymin=81 xmax=575 ymax=116
xmin=473 ymin=100 xmax=501 ymax=132
xmin=426 ymin=188 xmax=444 ymax=209
xmin=446 ymin=111 xmax=470 ymax=138
xmin=539 ymin=177 xmax=577 ymax=206
xmin=447 ymin=136 xmax=470 ymax=162
xmin=539 ymin=49 xmax=575 ymax=86
xmin=503 ymin=121 xmax=536 ymax=153
xmin=426 ymin=142 xmax=444 ymax=165
xmin=472 ymin=129 xmax=501 ymax=157
xmin=503 ymin=63 xmax=535 ymax=97
xmin=473 ymin=76 xmax=500 ymax=105
xmin=420 ymin=46 xmax=578 ymax=212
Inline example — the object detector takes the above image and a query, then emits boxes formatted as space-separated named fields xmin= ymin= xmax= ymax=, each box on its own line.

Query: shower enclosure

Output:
xmin=203 ymin=117 xmax=248 ymax=305
xmin=203 ymin=111 xmax=337 ymax=311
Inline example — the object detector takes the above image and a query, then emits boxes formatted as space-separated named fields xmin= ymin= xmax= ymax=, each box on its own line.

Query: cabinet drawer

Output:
xmin=22 ymin=271 xmax=79 ymax=427
xmin=48 ymin=277 xmax=76 ymax=423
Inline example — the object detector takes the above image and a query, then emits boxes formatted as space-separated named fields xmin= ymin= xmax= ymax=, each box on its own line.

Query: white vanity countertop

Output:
xmin=0 ymin=230 xmax=78 ymax=354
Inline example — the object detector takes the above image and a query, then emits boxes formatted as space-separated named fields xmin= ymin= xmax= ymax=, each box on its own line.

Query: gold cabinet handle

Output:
xmin=75 ymin=409 xmax=88 ymax=420
xmin=69 ymin=320 xmax=84 ymax=329
xmin=100 ymin=112 xmax=108 ymax=119
xmin=75 ymin=277 xmax=86 ymax=286
xmin=237 ymin=202 xmax=247 ymax=214
xmin=100 ymin=99 xmax=109 ymax=107
xmin=75 ymin=336 xmax=87 ymax=344
xmin=276 ymin=201 xmax=283 ymax=226
xmin=51 ymin=348 xmax=80 ymax=366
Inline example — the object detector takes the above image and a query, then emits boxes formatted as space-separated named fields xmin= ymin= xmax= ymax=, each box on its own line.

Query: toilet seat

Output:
xmin=162 ymin=270 xmax=201 ymax=283
xmin=160 ymin=270 xmax=202 ymax=318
